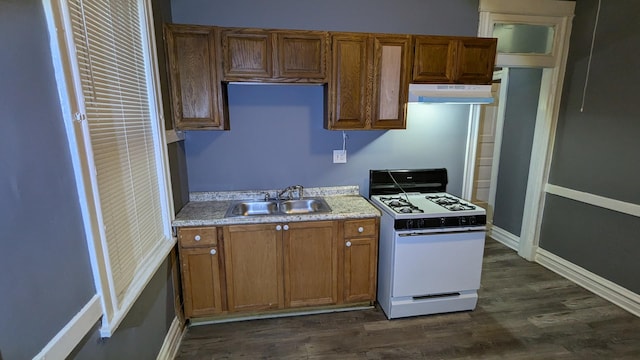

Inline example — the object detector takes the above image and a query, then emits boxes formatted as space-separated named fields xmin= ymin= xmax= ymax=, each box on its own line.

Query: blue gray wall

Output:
xmin=0 ymin=0 xmax=175 ymax=358
xmin=492 ymin=68 xmax=543 ymax=236
xmin=172 ymin=0 xmax=481 ymax=197
xmin=540 ymin=0 xmax=640 ymax=293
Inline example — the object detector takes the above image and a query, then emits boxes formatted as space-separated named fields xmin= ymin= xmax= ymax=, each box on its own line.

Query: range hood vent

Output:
xmin=408 ymin=84 xmax=493 ymax=104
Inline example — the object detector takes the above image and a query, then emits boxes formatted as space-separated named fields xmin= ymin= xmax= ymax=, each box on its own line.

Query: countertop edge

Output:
xmin=173 ymin=187 xmax=381 ymax=227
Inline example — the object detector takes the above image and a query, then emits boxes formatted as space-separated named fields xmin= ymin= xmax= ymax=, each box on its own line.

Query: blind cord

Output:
xmin=580 ymin=0 xmax=602 ymax=112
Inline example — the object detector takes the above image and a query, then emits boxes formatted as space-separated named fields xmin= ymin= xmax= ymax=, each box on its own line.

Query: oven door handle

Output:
xmin=398 ymin=230 xmax=486 ymax=237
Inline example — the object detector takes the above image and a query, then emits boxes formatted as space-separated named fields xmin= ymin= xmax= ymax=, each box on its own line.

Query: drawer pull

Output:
xmin=346 ymin=241 xmax=352 ymax=247
xmin=194 ymin=235 xmax=201 ymax=241
xmin=210 ymin=248 xmax=217 ymax=255
xmin=358 ymin=227 xmax=364 ymax=233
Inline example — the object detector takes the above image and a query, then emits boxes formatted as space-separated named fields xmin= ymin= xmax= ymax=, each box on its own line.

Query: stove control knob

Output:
xmin=440 ymin=217 xmax=446 ymax=227
xmin=459 ymin=217 xmax=468 ymax=226
xmin=469 ymin=216 xmax=477 ymax=225
xmin=406 ymin=220 xmax=414 ymax=229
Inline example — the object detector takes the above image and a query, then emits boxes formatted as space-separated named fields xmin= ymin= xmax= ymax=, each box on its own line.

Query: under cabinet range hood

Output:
xmin=408 ymin=84 xmax=494 ymax=104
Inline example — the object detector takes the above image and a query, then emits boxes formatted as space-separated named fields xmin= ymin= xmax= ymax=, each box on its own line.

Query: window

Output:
xmin=44 ymin=0 xmax=174 ymax=336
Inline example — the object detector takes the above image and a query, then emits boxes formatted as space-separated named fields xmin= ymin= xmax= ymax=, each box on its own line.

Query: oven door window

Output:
xmin=392 ymin=231 xmax=485 ymax=297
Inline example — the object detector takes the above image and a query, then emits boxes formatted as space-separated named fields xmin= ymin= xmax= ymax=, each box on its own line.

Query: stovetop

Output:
xmin=370 ymin=192 xmax=485 ymax=219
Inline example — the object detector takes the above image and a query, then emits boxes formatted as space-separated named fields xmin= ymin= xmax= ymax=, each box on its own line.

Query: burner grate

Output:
xmin=379 ymin=196 xmax=424 ymax=214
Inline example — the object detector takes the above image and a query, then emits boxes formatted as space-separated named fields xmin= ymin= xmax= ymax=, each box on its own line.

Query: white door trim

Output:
xmin=478 ymin=0 xmax=575 ymax=261
xmin=462 ymin=104 xmax=482 ymax=201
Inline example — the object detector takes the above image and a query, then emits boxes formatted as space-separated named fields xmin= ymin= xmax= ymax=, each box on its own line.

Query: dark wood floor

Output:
xmin=175 ymin=238 xmax=640 ymax=359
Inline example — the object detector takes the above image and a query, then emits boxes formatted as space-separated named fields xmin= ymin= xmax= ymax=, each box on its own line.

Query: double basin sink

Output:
xmin=225 ymin=197 xmax=332 ymax=217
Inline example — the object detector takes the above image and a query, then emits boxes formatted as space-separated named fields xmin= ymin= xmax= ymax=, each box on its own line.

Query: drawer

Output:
xmin=344 ymin=219 xmax=377 ymax=238
xmin=178 ymin=227 xmax=217 ymax=247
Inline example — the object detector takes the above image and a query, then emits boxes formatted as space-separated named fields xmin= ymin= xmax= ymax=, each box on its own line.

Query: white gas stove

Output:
xmin=369 ymin=169 xmax=487 ymax=319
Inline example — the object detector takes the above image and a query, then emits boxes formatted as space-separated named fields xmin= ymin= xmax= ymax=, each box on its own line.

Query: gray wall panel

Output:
xmin=539 ymin=195 xmax=640 ymax=294
xmin=171 ymin=0 xmax=479 ymax=36
xmin=0 ymin=1 xmax=95 ymax=358
xmin=185 ymin=85 xmax=472 ymax=197
xmin=492 ymin=68 xmax=543 ymax=236
xmin=549 ymin=0 xmax=640 ymax=204
xmin=540 ymin=0 xmax=640 ymax=295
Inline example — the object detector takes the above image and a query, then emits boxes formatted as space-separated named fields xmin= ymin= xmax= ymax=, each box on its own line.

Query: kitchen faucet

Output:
xmin=277 ymin=185 xmax=304 ymax=200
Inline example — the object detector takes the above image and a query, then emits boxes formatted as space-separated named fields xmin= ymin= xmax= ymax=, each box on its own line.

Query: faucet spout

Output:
xmin=278 ymin=185 xmax=304 ymax=200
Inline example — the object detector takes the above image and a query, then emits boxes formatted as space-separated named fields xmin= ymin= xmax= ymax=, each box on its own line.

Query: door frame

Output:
xmin=476 ymin=0 xmax=575 ymax=260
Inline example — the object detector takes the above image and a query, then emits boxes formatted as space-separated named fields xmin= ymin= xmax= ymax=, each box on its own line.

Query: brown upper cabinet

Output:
xmin=221 ymin=28 xmax=329 ymax=83
xmin=413 ymin=36 xmax=497 ymax=84
xmin=326 ymin=33 xmax=411 ymax=130
xmin=164 ymin=24 xmax=229 ymax=130
xmin=163 ymin=24 xmax=496 ymax=131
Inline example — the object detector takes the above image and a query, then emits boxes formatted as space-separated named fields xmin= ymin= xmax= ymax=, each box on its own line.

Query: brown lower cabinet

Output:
xmin=177 ymin=218 xmax=378 ymax=319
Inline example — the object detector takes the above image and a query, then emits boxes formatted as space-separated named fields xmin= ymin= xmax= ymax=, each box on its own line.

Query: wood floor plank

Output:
xmin=175 ymin=238 xmax=640 ymax=359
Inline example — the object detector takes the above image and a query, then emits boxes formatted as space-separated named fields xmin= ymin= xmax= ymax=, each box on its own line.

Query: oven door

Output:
xmin=392 ymin=230 xmax=485 ymax=297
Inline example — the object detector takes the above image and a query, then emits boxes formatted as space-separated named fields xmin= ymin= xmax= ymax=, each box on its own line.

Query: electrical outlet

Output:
xmin=333 ymin=150 xmax=347 ymax=163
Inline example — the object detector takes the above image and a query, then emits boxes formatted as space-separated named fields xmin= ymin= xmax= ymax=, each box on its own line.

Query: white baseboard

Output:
xmin=487 ymin=225 xmax=519 ymax=251
xmin=33 ymin=294 xmax=102 ymax=360
xmin=536 ymin=248 xmax=640 ymax=317
xmin=156 ymin=316 xmax=185 ymax=360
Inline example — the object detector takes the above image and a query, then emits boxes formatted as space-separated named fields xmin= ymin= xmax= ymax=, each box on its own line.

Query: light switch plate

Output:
xmin=333 ymin=150 xmax=347 ymax=163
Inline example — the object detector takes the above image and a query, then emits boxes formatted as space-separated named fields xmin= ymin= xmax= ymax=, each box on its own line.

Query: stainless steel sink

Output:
xmin=279 ymin=198 xmax=331 ymax=214
xmin=226 ymin=201 xmax=279 ymax=216
xmin=225 ymin=198 xmax=331 ymax=217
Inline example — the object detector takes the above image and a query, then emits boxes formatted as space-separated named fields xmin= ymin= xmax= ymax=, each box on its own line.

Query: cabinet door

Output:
xmin=371 ymin=35 xmax=411 ymax=129
xmin=221 ymin=29 xmax=272 ymax=80
xmin=283 ymin=221 xmax=339 ymax=308
xmin=180 ymin=247 xmax=223 ymax=317
xmin=412 ymin=36 xmax=456 ymax=83
xmin=165 ymin=25 xmax=227 ymax=130
xmin=343 ymin=237 xmax=377 ymax=303
xmin=275 ymin=31 xmax=328 ymax=82
xmin=454 ymin=38 xmax=497 ymax=84
xmin=223 ymin=224 xmax=284 ymax=312
xmin=327 ymin=33 xmax=370 ymax=129
xmin=342 ymin=219 xmax=378 ymax=303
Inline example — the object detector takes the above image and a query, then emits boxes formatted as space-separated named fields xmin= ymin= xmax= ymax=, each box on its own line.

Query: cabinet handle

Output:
xmin=276 ymin=225 xmax=282 ymax=231
xmin=283 ymin=224 xmax=289 ymax=231
xmin=358 ymin=227 xmax=364 ymax=233
xmin=346 ymin=241 xmax=352 ymax=247
xmin=194 ymin=235 xmax=201 ymax=241
xmin=210 ymin=248 xmax=217 ymax=255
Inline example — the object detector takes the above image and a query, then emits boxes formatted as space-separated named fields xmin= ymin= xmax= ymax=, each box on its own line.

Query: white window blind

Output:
xmin=53 ymin=0 xmax=174 ymax=336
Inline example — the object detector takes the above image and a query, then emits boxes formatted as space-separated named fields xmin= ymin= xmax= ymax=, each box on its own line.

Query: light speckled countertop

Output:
xmin=173 ymin=186 xmax=381 ymax=227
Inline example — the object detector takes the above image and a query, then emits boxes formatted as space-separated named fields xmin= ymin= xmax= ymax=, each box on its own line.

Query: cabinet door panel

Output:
xmin=276 ymin=31 xmax=328 ymax=81
xmin=412 ymin=36 xmax=455 ymax=83
xmin=222 ymin=30 xmax=272 ymax=79
xmin=371 ymin=36 xmax=410 ymax=129
xmin=344 ymin=237 xmax=377 ymax=303
xmin=328 ymin=34 xmax=369 ymax=129
xmin=180 ymin=247 xmax=223 ymax=317
xmin=455 ymin=38 xmax=497 ymax=84
xmin=223 ymin=224 xmax=284 ymax=312
xmin=165 ymin=25 xmax=225 ymax=129
xmin=284 ymin=221 xmax=338 ymax=307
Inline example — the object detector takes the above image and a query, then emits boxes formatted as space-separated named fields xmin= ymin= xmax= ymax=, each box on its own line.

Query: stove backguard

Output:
xmin=369 ymin=168 xmax=448 ymax=197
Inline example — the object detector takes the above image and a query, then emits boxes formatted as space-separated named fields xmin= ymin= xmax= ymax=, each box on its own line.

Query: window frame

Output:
xmin=43 ymin=0 xmax=176 ymax=337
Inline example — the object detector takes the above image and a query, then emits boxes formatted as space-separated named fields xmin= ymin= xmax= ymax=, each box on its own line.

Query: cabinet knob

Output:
xmin=194 ymin=235 xmax=201 ymax=241
xmin=346 ymin=241 xmax=352 ymax=247
xmin=283 ymin=224 xmax=289 ymax=231
xmin=358 ymin=227 xmax=364 ymax=233
xmin=276 ymin=225 xmax=282 ymax=231
xmin=210 ymin=248 xmax=217 ymax=255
